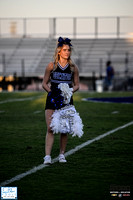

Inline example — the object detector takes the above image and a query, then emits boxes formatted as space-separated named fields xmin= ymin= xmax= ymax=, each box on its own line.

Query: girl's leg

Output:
xmin=60 ymin=133 xmax=68 ymax=154
xmin=45 ymin=109 xmax=54 ymax=156
xmin=59 ymin=134 xmax=68 ymax=163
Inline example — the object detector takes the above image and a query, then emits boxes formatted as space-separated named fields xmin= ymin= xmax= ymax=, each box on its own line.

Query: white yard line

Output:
xmin=33 ymin=110 xmax=42 ymax=114
xmin=0 ymin=121 xmax=133 ymax=187
xmin=0 ymin=95 xmax=43 ymax=104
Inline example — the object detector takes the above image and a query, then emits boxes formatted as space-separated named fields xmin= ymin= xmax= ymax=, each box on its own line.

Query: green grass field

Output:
xmin=0 ymin=91 xmax=133 ymax=200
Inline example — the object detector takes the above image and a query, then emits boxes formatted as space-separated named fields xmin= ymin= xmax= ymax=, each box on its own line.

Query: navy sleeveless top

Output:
xmin=50 ymin=62 xmax=73 ymax=90
xmin=45 ymin=62 xmax=74 ymax=110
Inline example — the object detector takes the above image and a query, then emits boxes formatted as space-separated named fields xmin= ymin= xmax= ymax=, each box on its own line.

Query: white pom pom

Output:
xmin=50 ymin=105 xmax=84 ymax=138
xmin=72 ymin=113 xmax=84 ymax=138
xmin=58 ymin=83 xmax=73 ymax=104
xmin=50 ymin=110 xmax=60 ymax=134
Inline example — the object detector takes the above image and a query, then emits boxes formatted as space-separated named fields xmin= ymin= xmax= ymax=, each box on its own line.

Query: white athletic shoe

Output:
xmin=59 ymin=154 xmax=67 ymax=163
xmin=43 ymin=155 xmax=51 ymax=165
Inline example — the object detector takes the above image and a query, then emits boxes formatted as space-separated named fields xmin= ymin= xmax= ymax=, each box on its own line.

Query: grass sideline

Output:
xmin=0 ymin=91 xmax=133 ymax=200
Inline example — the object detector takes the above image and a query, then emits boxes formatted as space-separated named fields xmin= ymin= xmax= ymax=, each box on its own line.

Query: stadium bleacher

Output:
xmin=0 ymin=38 xmax=133 ymax=78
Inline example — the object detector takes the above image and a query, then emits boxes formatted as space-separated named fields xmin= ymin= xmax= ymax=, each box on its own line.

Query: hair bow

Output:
xmin=57 ymin=37 xmax=72 ymax=47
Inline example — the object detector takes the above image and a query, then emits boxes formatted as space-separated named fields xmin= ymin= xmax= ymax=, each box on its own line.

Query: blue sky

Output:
xmin=0 ymin=0 xmax=133 ymax=18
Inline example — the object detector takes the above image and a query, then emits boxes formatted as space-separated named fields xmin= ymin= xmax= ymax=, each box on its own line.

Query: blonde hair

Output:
xmin=53 ymin=40 xmax=74 ymax=72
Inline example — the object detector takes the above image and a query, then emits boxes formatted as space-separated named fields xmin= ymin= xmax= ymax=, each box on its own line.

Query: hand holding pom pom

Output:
xmin=58 ymin=83 xmax=73 ymax=104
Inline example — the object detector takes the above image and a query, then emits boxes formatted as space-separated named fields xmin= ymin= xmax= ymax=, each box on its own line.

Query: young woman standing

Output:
xmin=42 ymin=37 xmax=79 ymax=164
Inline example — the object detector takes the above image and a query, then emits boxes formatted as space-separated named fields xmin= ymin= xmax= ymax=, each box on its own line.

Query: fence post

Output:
xmin=23 ymin=18 xmax=27 ymax=38
xmin=53 ymin=18 xmax=56 ymax=38
xmin=2 ymin=53 xmax=6 ymax=76
xmin=92 ymin=71 xmax=96 ymax=91
xmin=73 ymin=17 xmax=77 ymax=38
xmin=95 ymin=17 xmax=98 ymax=38
xmin=117 ymin=17 xmax=120 ymax=38
xmin=49 ymin=18 xmax=56 ymax=38
xmin=21 ymin=59 xmax=25 ymax=77
xmin=99 ymin=58 xmax=103 ymax=79
xmin=125 ymin=52 xmax=129 ymax=74
xmin=0 ymin=19 xmax=1 ymax=38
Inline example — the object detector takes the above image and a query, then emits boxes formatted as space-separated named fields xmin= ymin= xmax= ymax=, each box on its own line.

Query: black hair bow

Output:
xmin=58 ymin=37 xmax=72 ymax=47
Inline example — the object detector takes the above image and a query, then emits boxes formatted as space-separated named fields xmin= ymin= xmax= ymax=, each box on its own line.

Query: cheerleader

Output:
xmin=42 ymin=37 xmax=80 ymax=164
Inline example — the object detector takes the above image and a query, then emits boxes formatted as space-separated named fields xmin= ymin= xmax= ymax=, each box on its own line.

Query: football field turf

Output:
xmin=0 ymin=91 xmax=133 ymax=200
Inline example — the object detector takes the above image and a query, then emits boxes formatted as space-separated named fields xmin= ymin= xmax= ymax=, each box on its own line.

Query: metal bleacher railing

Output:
xmin=0 ymin=16 xmax=133 ymax=90
xmin=0 ymin=16 xmax=133 ymax=38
